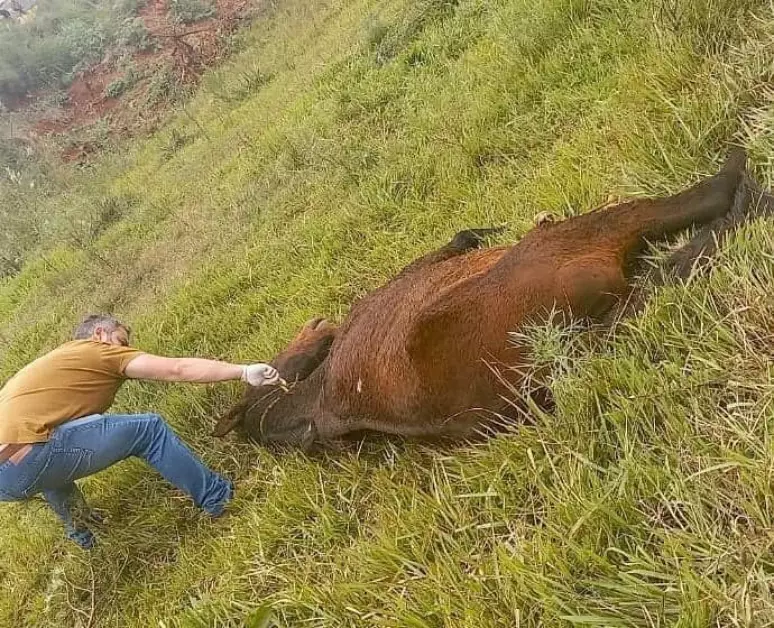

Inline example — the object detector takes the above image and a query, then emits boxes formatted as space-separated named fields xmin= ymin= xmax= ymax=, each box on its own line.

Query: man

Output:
xmin=0 ymin=314 xmax=280 ymax=549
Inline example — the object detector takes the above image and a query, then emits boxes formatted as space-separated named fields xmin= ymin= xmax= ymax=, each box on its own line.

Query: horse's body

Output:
xmin=216 ymin=149 xmax=761 ymax=448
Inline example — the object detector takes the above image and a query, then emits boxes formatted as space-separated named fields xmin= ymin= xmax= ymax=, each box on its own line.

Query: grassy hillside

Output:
xmin=2 ymin=0 xmax=774 ymax=625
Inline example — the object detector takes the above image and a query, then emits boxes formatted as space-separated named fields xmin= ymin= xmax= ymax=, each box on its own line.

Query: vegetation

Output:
xmin=104 ymin=65 xmax=140 ymax=99
xmin=0 ymin=0 xmax=145 ymax=105
xmin=169 ymin=0 xmax=216 ymax=25
xmin=2 ymin=0 xmax=774 ymax=625
xmin=145 ymin=62 xmax=185 ymax=106
xmin=116 ymin=17 xmax=156 ymax=54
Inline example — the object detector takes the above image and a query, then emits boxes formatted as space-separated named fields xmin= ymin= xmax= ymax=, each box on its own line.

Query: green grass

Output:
xmin=3 ymin=0 xmax=774 ymax=625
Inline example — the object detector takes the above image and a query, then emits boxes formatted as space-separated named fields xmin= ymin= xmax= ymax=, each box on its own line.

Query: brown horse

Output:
xmin=215 ymin=148 xmax=767 ymax=448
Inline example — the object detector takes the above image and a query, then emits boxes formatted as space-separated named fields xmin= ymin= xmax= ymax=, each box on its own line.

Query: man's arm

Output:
xmin=124 ymin=354 xmax=279 ymax=386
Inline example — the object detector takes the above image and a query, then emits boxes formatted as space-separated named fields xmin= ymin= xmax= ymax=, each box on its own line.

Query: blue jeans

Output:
xmin=0 ymin=413 xmax=232 ymax=548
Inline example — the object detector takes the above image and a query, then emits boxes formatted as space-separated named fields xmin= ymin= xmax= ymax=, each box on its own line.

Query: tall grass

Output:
xmin=2 ymin=0 xmax=774 ymax=625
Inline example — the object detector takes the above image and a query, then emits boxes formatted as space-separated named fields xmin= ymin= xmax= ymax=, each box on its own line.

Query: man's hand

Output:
xmin=241 ymin=363 xmax=280 ymax=387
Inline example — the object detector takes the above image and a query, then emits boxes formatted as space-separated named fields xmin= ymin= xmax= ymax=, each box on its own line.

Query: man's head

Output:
xmin=73 ymin=314 xmax=131 ymax=346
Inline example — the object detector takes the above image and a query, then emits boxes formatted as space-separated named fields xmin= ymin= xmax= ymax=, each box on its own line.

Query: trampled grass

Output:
xmin=2 ymin=0 xmax=774 ymax=625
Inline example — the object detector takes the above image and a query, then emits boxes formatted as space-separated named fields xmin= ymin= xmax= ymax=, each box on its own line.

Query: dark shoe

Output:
xmin=66 ymin=527 xmax=96 ymax=550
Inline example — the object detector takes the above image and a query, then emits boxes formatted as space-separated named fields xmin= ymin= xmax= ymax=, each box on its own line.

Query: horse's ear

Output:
xmin=212 ymin=403 xmax=245 ymax=437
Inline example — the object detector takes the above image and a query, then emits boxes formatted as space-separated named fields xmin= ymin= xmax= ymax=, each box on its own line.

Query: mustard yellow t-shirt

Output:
xmin=0 ymin=340 xmax=144 ymax=443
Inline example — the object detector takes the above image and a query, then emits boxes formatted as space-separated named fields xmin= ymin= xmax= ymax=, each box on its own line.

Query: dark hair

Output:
xmin=73 ymin=314 xmax=129 ymax=340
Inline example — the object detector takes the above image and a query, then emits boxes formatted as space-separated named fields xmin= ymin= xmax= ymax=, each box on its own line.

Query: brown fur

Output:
xmin=216 ymin=149 xmax=760 ymax=448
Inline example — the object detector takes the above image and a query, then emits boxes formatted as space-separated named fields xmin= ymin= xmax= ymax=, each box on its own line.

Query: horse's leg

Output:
xmin=561 ymin=149 xmax=747 ymax=269
xmin=661 ymin=172 xmax=774 ymax=280
xmin=627 ymin=148 xmax=746 ymax=248
xmin=605 ymin=171 xmax=773 ymax=321
xmin=395 ymin=227 xmax=505 ymax=279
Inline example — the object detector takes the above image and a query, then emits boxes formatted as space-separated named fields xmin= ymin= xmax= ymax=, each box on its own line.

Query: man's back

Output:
xmin=0 ymin=340 xmax=143 ymax=443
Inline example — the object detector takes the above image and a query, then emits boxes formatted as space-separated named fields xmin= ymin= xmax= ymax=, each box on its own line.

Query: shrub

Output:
xmin=0 ymin=0 xmax=141 ymax=104
xmin=168 ymin=0 xmax=216 ymax=25
xmin=104 ymin=67 xmax=138 ymax=99
xmin=145 ymin=64 xmax=181 ymax=105
xmin=117 ymin=17 xmax=156 ymax=53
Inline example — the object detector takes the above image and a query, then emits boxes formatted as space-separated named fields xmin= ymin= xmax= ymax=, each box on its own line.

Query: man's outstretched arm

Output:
xmin=124 ymin=354 xmax=279 ymax=387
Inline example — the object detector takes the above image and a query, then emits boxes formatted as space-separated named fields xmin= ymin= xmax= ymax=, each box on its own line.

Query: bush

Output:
xmin=0 ymin=0 xmax=140 ymax=104
xmin=0 ymin=136 xmax=33 ymax=172
xmin=104 ymin=66 xmax=138 ymax=99
xmin=105 ymin=77 xmax=129 ymax=99
xmin=145 ymin=64 xmax=181 ymax=105
xmin=117 ymin=17 xmax=156 ymax=53
xmin=168 ymin=0 xmax=216 ymax=25
xmin=58 ymin=18 xmax=107 ymax=71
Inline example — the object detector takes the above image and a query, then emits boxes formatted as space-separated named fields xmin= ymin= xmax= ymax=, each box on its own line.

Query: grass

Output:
xmin=2 ymin=0 xmax=774 ymax=625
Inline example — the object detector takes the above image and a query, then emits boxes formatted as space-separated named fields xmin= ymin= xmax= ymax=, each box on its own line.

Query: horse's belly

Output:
xmin=323 ymin=246 xmax=528 ymax=429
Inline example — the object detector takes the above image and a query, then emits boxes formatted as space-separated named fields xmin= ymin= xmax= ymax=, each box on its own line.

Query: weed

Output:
xmin=160 ymin=127 xmax=195 ymax=160
xmin=205 ymin=64 xmax=274 ymax=103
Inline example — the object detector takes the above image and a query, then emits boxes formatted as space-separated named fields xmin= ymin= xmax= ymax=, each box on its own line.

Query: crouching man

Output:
xmin=0 ymin=314 xmax=278 ymax=549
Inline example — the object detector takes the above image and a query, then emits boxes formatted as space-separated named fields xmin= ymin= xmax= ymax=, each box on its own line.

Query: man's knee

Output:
xmin=140 ymin=412 xmax=175 ymax=437
xmin=141 ymin=412 xmax=166 ymax=427
xmin=130 ymin=413 xmax=176 ymax=457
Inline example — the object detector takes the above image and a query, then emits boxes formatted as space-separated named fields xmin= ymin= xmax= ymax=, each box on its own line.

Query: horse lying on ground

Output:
xmin=215 ymin=148 xmax=772 ymax=448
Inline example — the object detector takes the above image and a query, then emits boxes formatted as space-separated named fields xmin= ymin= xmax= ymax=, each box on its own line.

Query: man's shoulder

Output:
xmin=34 ymin=340 xmax=100 ymax=368
xmin=47 ymin=340 xmax=143 ymax=368
xmin=52 ymin=339 xmax=102 ymax=357
xmin=47 ymin=340 xmax=143 ymax=376
xmin=59 ymin=339 xmax=94 ymax=349
xmin=3 ymin=341 xmax=101 ymax=389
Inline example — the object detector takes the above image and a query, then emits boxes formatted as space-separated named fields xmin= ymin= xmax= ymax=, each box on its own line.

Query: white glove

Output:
xmin=241 ymin=363 xmax=280 ymax=387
